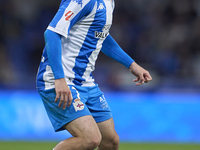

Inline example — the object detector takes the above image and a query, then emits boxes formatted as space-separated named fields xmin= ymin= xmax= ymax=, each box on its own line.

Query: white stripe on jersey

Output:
xmin=104 ymin=0 xmax=113 ymax=25
xmin=43 ymin=65 xmax=55 ymax=90
xmin=61 ymin=2 xmax=97 ymax=85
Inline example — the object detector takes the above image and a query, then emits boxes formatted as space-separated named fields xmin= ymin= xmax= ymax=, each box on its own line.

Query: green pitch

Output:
xmin=0 ymin=141 xmax=200 ymax=150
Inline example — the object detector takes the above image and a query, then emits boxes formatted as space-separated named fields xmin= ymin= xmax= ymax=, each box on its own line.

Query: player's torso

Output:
xmin=37 ymin=0 xmax=115 ymax=90
xmin=61 ymin=0 xmax=114 ymax=86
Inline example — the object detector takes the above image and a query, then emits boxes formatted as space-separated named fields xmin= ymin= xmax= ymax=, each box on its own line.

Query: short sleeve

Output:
xmin=47 ymin=0 xmax=96 ymax=38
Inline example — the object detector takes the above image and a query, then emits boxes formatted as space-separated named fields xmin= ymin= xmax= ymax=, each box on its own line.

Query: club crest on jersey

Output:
xmin=72 ymin=0 xmax=83 ymax=7
xmin=95 ymin=25 xmax=111 ymax=39
xmin=73 ymin=99 xmax=84 ymax=112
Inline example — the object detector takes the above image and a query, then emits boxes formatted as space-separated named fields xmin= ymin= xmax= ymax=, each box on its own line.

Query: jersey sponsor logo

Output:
xmin=97 ymin=3 xmax=105 ymax=10
xmin=73 ymin=99 xmax=84 ymax=112
xmin=95 ymin=25 xmax=111 ymax=39
xmin=95 ymin=31 xmax=108 ymax=39
xmin=72 ymin=0 xmax=83 ymax=7
xmin=65 ymin=11 xmax=74 ymax=21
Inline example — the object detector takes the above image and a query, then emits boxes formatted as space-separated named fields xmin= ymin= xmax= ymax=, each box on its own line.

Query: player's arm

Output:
xmin=101 ymin=35 xmax=152 ymax=85
xmin=44 ymin=29 xmax=72 ymax=109
xmin=44 ymin=1 xmax=96 ymax=109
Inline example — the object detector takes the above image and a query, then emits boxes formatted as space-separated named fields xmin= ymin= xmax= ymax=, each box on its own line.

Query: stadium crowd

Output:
xmin=0 ymin=0 xmax=200 ymax=91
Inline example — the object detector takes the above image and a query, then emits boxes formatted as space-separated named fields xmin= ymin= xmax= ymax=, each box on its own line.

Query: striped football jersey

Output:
xmin=37 ymin=0 xmax=115 ymax=90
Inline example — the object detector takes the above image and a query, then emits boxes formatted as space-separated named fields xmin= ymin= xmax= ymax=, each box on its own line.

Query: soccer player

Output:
xmin=36 ymin=0 xmax=152 ymax=149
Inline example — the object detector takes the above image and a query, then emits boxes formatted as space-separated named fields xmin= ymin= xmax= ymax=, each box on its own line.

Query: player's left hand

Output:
xmin=129 ymin=62 xmax=152 ymax=86
xmin=55 ymin=78 xmax=73 ymax=109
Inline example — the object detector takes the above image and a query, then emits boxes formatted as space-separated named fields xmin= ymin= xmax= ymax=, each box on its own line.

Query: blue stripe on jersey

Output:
xmin=72 ymin=1 xmax=107 ymax=85
xmin=36 ymin=47 xmax=49 ymax=90
xmin=49 ymin=0 xmax=71 ymax=28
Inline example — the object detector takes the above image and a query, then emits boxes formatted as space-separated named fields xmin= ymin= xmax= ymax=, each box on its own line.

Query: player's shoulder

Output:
xmin=70 ymin=0 xmax=96 ymax=5
xmin=61 ymin=0 xmax=96 ymax=8
xmin=77 ymin=0 xmax=97 ymax=6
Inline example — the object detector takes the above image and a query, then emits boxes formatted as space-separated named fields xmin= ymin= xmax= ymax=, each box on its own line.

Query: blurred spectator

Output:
xmin=0 ymin=42 xmax=17 ymax=88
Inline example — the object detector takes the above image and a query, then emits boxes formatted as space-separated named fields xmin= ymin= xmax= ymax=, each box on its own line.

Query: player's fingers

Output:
xmin=58 ymin=93 xmax=64 ymax=107
xmin=136 ymin=76 xmax=145 ymax=86
xmin=148 ymin=75 xmax=153 ymax=81
xmin=55 ymin=92 xmax=60 ymax=103
xmin=144 ymin=73 xmax=152 ymax=83
xmin=144 ymin=76 xmax=149 ymax=83
xmin=133 ymin=76 xmax=139 ymax=82
xmin=144 ymin=75 xmax=151 ymax=83
xmin=67 ymin=92 xmax=73 ymax=107
xmin=136 ymin=81 xmax=144 ymax=86
xmin=62 ymin=95 xmax=68 ymax=110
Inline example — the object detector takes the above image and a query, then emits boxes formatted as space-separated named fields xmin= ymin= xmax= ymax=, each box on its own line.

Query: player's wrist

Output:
xmin=129 ymin=62 xmax=137 ymax=71
xmin=55 ymin=78 xmax=66 ymax=83
xmin=55 ymin=78 xmax=69 ymax=89
xmin=55 ymin=78 xmax=65 ymax=80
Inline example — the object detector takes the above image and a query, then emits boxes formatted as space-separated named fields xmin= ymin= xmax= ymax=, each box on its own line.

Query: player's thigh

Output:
xmin=63 ymin=115 xmax=101 ymax=139
xmin=97 ymin=118 xmax=119 ymax=141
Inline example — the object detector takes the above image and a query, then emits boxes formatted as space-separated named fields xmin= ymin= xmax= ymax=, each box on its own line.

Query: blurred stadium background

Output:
xmin=0 ymin=0 xmax=200 ymax=149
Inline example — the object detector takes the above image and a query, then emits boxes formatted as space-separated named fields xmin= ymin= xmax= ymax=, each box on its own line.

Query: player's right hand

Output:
xmin=54 ymin=78 xmax=73 ymax=109
xmin=129 ymin=62 xmax=152 ymax=86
